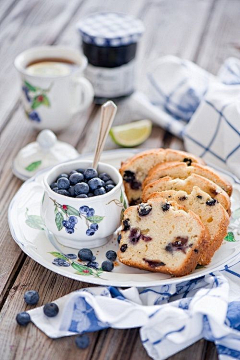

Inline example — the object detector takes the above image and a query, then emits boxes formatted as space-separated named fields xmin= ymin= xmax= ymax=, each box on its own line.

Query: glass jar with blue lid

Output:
xmin=77 ymin=13 xmax=144 ymax=104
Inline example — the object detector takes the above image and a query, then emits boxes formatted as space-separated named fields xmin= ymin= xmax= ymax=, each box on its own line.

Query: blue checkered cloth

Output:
xmin=131 ymin=56 xmax=240 ymax=178
xmin=28 ymin=260 xmax=240 ymax=360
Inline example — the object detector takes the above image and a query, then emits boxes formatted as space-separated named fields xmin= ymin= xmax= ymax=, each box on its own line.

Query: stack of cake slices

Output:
xmin=118 ymin=149 xmax=231 ymax=276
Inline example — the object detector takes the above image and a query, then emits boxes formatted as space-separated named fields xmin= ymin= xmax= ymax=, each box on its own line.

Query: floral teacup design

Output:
xmin=41 ymin=160 xmax=124 ymax=249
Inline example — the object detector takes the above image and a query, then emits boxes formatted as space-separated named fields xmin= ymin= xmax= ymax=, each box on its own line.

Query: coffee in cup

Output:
xmin=15 ymin=47 xmax=94 ymax=131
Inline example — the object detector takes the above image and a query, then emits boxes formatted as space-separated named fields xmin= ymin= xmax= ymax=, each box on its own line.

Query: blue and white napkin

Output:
xmin=131 ymin=56 xmax=240 ymax=178
xmin=29 ymin=260 xmax=240 ymax=360
xmin=27 ymin=57 xmax=240 ymax=360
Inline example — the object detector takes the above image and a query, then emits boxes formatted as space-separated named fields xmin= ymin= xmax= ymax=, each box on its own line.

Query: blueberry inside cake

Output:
xmin=148 ymin=186 xmax=230 ymax=266
xmin=119 ymin=148 xmax=204 ymax=205
xmin=118 ymin=198 xmax=206 ymax=276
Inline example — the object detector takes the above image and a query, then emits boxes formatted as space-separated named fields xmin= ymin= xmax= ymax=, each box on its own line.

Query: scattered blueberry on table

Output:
xmin=75 ymin=334 xmax=90 ymax=349
xmin=16 ymin=312 xmax=31 ymax=326
xmin=43 ymin=302 xmax=59 ymax=317
xmin=50 ymin=168 xmax=116 ymax=198
xmin=24 ymin=290 xmax=39 ymax=305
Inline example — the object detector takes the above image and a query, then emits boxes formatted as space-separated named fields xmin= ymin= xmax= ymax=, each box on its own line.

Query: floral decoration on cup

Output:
xmin=22 ymin=80 xmax=51 ymax=122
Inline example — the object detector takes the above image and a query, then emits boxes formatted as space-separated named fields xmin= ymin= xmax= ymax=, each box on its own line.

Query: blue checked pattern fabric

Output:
xmin=29 ymin=260 xmax=240 ymax=360
xmin=131 ymin=56 xmax=240 ymax=177
xmin=77 ymin=13 xmax=144 ymax=47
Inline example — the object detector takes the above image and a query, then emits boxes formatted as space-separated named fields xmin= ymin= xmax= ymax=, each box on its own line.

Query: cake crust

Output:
xmin=142 ymin=174 xmax=231 ymax=215
xmin=143 ymin=161 xmax=232 ymax=196
xmin=119 ymin=148 xmax=205 ymax=204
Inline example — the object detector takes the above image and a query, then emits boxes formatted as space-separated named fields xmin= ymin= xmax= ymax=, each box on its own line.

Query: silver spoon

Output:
xmin=92 ymin=101 xmax=117 ymax=169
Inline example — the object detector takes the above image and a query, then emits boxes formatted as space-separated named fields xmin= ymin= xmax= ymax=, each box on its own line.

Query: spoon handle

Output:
xmin=92 ymin=101 xmax=117 ymax=169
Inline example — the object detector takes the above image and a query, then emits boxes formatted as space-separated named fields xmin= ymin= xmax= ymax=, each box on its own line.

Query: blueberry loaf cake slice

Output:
xmin=119 ymin=148 xmax=204 ymax=205
xmin=118 ymin=197 xmax=207 ymax=276
xmin=142 ymin=174 xmax=231 ymax=215
xmin=148 ymin=186 xmax=229 ymax=265
xmin=143 ymin=161 xmax=232 ymax=196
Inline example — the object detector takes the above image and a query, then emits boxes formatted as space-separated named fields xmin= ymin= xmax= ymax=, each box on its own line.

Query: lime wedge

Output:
xmin=109 ymin=120 xmax=152 ymax=147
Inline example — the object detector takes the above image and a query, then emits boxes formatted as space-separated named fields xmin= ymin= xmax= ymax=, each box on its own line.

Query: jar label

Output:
xmin=85 ymin=60 xmax=135 ymax=97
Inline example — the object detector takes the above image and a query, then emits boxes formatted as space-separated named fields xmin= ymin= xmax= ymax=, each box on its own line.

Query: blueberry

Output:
xmin=84 ymin=168 xmax=98 ymax=180
xmin=79 ymin=206 xmax=89 ymax=215
xmin=69 ymin=170 xmax=77 ymax=176
xmin=66 ymin=221 xmax=75 ymax=229
xmin=66 ymin=227 xmax=74 ymax=234
xmin=52 ymin=258 xmax=62 ymax=266
xmin=16 ymin=312 xmax=31 ymax=326
xmin=88 ymin=177 xmax=104 ymax=191
xmin=206 ymin=199 xmax=217 ymax=206
xmin=117 ymin=234 xmax=121 ymax=244
xmin=50 ymin=182 xmax=58 ymax=189
xmin=76 ymin=168 xmax=85 ymax=174
xmin=105 ymin=184 xmax=115 ymax=192
xmin=120 ymin=244 xmax=128 ymax=252
xmin=22 ymin=86 xmax=31 ymax=102
xmin=65 ymin=253 xmax=77 ymax=259
xmin=105 ymin=180 xmax=115 ymax=186
xmin=52 ymin=187 xmax=58 ymax=193
xmin=138 ymin=203 xmax=152 ymax=216
xmin=88 ymin=193 xmax=94 ymax=197
xmin=57 ymin=173 xmax=69 ymax=180
xmin=62 ymin=220 xmax=68 ymax=227
xmin=87 ymin=208 xmax=95 ymax=217
xmin=162 ymin=202 xmax=170 ymax=212
xmin=57 ymin=177 xmax=70 ymax=190
xmin=74 ymin=182 xmax=89 ymax=195
xmin=55 ymin=189 xmax=70 ymax=196
xmin=123 ymin=170 xmax=135 ymax=183
xmin=76 ymin=194 xmax=88 ymax=198
xmin=90 ymin=223 xmax=98 ymax=231
xmin=122 ymin=219 xmax=130 ymax=231
xmin=24 ymin=290 xmax=39 ymax=305
xmin=87 ymin=261 xmax=99 ymax=269
xmin=69 ymin=216 xmax=78 ymax=224
xmin=106 ymin=250 xmax=117 ymax=261
xmin=43 ymin=303 xmax=59 ymax=317
xmin=101 ymin=260 xmax=114 ymax=272
xmin=99 ymin=173 xmax=111 ymax=182
xmin=61 ymin=260 xmax=71 ymax=267
xmin=68 ymin=186 xmax=75 ymax=197
xmin=78 ymin=248 xmax=93 ymax=261
xmin=69 ymin=173 xmax=84 ymax=185
xmin=52 ymin=258 xmax=70 ymax=266
xmin=75 ymin=334 xmax=90 ymax=349
xmin=29 ymin=111 xmax=41 ymax=122
xmin=86 ymin=228 xmax=95 ymax=236
xmin=94 ymin=187 xmax=106 ymax=196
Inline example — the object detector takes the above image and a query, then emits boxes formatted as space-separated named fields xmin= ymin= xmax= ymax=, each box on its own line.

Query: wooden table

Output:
xmin=1 ymin=0 xmax=240 ymax=359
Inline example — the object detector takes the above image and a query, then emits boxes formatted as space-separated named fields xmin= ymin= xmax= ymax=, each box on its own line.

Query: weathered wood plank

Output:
xmin=1 ymin=0 xmax=232 ymax=359
xmin=196 ymin=0 xmax=240 ymax=74
xmin=0 ymin=0 xmax=84 ymax=130
xmin=0 ymin=0 xmax=143 ymax=303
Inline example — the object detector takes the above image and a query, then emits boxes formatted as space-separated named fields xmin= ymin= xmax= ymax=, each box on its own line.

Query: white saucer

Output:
xmin=8 ymin=149 xmax=240 ymax=287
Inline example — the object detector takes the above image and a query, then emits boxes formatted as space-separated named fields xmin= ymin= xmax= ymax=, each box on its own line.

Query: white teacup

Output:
xmin=14 ymin=46 xmax=94 ymax=131
xmin=41 ymin=160 xmax=124 ymax=249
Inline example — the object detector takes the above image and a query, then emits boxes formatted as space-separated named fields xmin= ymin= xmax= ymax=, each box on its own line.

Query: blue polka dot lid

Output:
xmin=77 ymin=12 xmax=144 ymax=47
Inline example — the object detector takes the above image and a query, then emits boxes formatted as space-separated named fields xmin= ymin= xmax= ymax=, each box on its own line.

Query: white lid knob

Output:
xmin=37 ymin=130 xmax=57 ymax=149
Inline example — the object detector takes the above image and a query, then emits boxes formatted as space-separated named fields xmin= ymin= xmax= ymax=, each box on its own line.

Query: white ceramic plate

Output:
xmin=8 ymin=149 xmax=240 ymax=287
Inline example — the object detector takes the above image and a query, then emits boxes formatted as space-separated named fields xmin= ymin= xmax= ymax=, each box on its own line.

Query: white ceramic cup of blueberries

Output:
xmin=41 ymin=159 xmax=123 ymax=248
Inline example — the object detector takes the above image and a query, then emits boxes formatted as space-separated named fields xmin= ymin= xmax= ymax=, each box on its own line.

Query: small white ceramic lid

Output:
xmin=12 ymin=130 xmax=79 ymax=181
